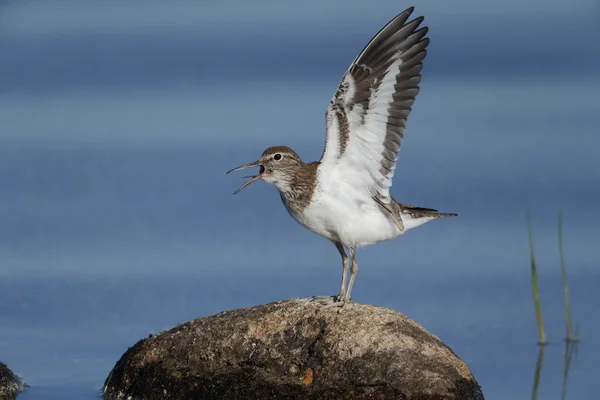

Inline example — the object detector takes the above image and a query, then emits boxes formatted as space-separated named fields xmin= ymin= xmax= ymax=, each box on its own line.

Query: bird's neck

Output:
xmin=278 ymin=162 xmax=319 ymax=213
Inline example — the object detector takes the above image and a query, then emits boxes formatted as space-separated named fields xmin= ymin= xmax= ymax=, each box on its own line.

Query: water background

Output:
xmin=1 ymin=1 xmax=599 ymax=398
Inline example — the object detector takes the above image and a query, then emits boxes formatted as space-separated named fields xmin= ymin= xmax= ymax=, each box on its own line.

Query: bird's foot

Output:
xmin=309 ymin=295 xmax=337 ymax=306
xmin=319 ymin=294 xmax=352 ymax=313
xmin=309 ymin=295 xmax=352 ymax=312
xmin=337 ymin=293 xmax=351 ymax=303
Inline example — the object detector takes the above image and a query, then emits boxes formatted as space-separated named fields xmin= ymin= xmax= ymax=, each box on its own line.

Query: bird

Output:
xmin=227 ymin=6 xmax=456 ymax=305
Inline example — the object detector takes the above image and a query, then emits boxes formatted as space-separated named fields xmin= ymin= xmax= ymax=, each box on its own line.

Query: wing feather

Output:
xmin=320 ymin=7 xmax=429 ymax=203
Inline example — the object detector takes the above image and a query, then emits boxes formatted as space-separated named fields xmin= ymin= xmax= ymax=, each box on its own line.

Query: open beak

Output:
xmin=226 ymin=160 xmax=264 ymax=194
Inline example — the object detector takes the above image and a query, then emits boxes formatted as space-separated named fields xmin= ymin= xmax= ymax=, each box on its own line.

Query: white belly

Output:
xmin=282 ymin=180 xmax=402 ymax=247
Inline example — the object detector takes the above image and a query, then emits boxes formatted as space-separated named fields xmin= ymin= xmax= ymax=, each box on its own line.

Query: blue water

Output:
xmin=1 ymin=1 xmax=599 ymax=399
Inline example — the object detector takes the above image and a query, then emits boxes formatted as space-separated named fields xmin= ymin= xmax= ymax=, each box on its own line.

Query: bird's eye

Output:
xmin=274 ymin=153 xmax=282 ymax=160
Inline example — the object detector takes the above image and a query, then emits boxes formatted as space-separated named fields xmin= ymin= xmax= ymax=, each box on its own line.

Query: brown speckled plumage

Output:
xmin=335 ymin=111 xmax=350 ymax=158
xmin=283 ymin=161 xmax=319 ymax=213
xmin=260 ymin=146 xmax=297 ymax=159
xmin=258 ymin=146 xmax=319 ymax=214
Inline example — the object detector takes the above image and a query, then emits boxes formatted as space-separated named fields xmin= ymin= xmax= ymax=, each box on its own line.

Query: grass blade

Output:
xmin=558 ymin=212 xmax=577 ymax=342
xmin=561 ymin=341 xmax=576 ymax=400
xmin=531 ymin=345 xmax=545 ymax=400
xmin=527 ymin=213 xmax=546 ymax=345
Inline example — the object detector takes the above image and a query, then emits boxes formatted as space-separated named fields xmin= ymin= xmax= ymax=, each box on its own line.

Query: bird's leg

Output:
xmin=343 ymin=247 xmax=358 ymax=302
xmin=310 ymin=241 xmax=350 ymax=306
xmin=335 ymin=242 xmax=349 ymax=302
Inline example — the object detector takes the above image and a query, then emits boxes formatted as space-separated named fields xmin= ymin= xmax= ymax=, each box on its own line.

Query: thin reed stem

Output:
xmin=527 ymin=213 xmax=546 ymax=345
xmin=558 ymin=212 xmax=576 ymax=342
xmin=531 ymin=345 xmax=545 ymax=400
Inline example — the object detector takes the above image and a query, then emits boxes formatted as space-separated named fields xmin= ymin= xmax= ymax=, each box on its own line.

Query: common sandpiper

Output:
xmin=227 ymin=7 xmax=456 ymax=305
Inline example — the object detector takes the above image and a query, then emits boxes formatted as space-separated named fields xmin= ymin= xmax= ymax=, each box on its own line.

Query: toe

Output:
xmin=310 ymin=295 xmax=337 ymax=305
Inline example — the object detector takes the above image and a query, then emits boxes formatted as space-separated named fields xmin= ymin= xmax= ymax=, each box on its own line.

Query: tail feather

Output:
xmin=376 ymin=196 xmax=457 ymax=232
xmin=401 ymin=204 xmax=439 ymax=212
xmin=398 ymin=202 xmax=457 ymax=219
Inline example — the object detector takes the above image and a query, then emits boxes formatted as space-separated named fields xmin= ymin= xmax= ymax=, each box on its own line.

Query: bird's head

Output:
xmin=227 ymin=146 xmax=304 ymax=194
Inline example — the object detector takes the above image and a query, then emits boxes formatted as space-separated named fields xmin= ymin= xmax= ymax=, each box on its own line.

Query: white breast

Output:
xmin=282 ymin=165 xmax=402 ymax=247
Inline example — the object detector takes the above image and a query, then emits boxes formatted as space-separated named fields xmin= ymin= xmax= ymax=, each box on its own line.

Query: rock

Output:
xmin=0 ymin=361 xmax=21 ymax=400
xmin=104 ymin=298 xmax=484 ymax=400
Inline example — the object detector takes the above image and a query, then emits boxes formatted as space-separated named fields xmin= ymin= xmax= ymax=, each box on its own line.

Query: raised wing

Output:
xmin=320 ymin=7 xmax=429 ymax=203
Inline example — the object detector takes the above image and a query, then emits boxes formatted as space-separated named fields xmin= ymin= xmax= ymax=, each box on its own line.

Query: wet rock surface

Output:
xmin=104 ymin=298 xmax=484 ymax=400
xmin=0 ymin=361 xmax=21 ymax=400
